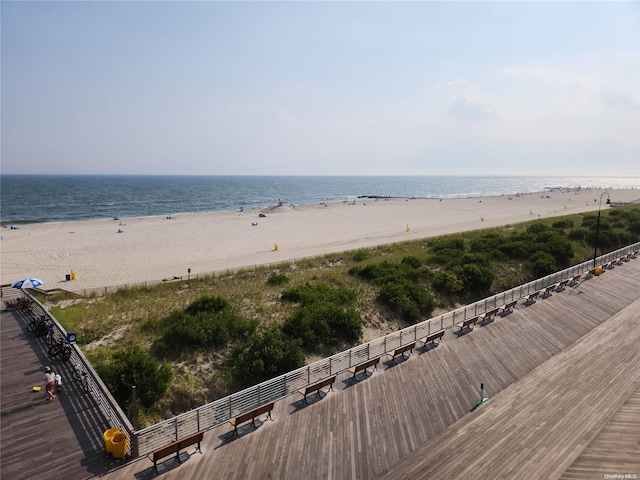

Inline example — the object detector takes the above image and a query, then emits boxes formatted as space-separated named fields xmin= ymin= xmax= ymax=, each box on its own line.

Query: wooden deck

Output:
xmin=2 ymin=258 xmax=639 ymax=479
xmin=0 ymin=307 xmax=117 ymax=480
xmin=559 ymin=386 xmax=640 ymax=480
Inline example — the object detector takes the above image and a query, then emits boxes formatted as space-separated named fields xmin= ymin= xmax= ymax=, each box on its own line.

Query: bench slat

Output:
xmin=348 ymin=356 xmax=381 ymax=378
xmin=148 ymin=431 xmax=204 ymax=473
xmin=229 ymin=402 xmax=275 ymax=435
xmin=298 ymin=375 xmax=336 ymax=403
xmin=389 ymin=342 xmax=416 ymax=364
xmin=458 ymin=316 xmax=478 ymax=332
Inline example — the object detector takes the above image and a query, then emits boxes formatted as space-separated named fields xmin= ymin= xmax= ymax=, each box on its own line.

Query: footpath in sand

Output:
xmin=1 ymin=188 xmax=638 ymax=291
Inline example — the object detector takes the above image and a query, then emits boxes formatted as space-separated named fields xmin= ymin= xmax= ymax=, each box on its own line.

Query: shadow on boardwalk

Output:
xmin=0 ymin=308 xmax=129 ymax=480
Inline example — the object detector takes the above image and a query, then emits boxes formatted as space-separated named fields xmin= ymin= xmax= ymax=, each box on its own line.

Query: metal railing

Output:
xmin=16 ymin=294 xmax=135 ymax=456
xmin=132 ymin=242 xmax=639 ymax=457
xmin=12 ymin=242 xmax=638 ymax=457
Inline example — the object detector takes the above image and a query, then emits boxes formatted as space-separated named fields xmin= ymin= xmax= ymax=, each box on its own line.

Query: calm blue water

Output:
xmin=1 ymin=175 xmax=638 ymax=225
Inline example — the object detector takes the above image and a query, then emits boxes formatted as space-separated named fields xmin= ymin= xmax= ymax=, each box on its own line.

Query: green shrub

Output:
xmin=266 ymin=273 xmax=289 ymax=286
xmin=452 ymin=264 xmax=494 ymax=294
xmin=429 ymin=237 xmax=466 ymax=252
xmin=230 ymin=327 xmax=304 ymax=387
xmin=568 ymin=229 xmax=586 ymax=241
xmin=378 ymin=280 xmax=436 ymax=323
xmin=531 ymin=252 xmax=557 ymax=277
xmin=432 ymin=271 xmax=464 ymax=295
xmin=498 ymin=241 xmax=529 ymax=259
xmin=349 ymin=261 xmax=424 ymax=284
xmin=469 ymin=233 xmax=503 ymax=254
xmin=531 ymin=230 xmax=574 ymax=266
xmin=552 ymin=220 xmax=574 ymax=229
xmin=352 ymin=249 xmax=370 ymax=262
xmin=283 ymin=302 xmax=363 ymax=349
xmin=401 ymin=255 xmax=423 ymax=269
xmin=280 ymin=282 xmax=363 ymax=349
xmin=628 ymin=220 xmax=640 ymax=235
xmin=154 ymin=295 xmax=256 ymax=355
xmin=185 ymin=295 xmax=231 ymax=315
xmin=526 ymin=223 xmax=549 ymax=234
xmin=96 ymin=345 xmax=172 ymax=410
xmin=580 ymin=215 xmax=598 ymax=229
xmin=459 ymin=253 xmax=490 ymax=266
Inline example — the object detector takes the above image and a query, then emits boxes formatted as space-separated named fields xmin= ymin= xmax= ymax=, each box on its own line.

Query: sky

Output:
xmin=1 ymin=1 xmax=639 ymax=177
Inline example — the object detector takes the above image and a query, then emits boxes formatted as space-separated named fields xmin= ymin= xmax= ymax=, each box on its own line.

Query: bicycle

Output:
xmin=27 ymin=314 xmax=46 ymax=335
xmin=72 ymin=364 xmax=89 ymax=393
xmin=48 ymin=337 xmax=72 ymax=362
xmin=35 ymin=318 xmax=54 ymax=339
xmin=44 ymin=323 xmax=57 ymax=346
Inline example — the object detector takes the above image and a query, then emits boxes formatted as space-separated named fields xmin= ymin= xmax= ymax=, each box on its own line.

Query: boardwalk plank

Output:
xmin=3 ymin=257 xmax=639 ymax=480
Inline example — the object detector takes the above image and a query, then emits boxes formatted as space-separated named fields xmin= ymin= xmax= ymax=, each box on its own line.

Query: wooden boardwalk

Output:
xmin=103 ymin=258 xmax=639 ymax=480
xmin=0 ymin=308 xmax=118 ymax=480
xmin=2 ymin=258 xmax=639 ymax=479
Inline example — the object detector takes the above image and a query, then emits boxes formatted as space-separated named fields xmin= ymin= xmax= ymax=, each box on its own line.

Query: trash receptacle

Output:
xmin=111 ymin=433 xmax=128 ymax=459
xmin=71 ymin=271 xmax=77 ymax=280
xmin=65 ymin=274 xmax=71 ymax=281
xmin=103 ymin=428 xmax=121 ymax=453
xmin=594 ymin=267 xmax=602 ymax=276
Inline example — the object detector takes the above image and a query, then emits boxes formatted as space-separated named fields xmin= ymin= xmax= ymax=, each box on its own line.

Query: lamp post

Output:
xmin=592 ymin=190 xmax=611 ymax=270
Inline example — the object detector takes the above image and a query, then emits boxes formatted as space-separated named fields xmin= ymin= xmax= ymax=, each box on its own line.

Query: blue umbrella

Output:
xmin=12 ymin=278 xmax=44 ymax=289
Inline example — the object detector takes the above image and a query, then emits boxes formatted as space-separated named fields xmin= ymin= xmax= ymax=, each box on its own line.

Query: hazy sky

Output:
xmin=1 ymin=1 xmax=639 ymax=176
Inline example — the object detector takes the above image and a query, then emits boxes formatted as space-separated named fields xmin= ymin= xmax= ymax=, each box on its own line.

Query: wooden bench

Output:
xmin=420 ymin=330 xmax=445 ymax=346
xmin=228 ymin=402 xmax=275 ymax=435
xmin=499 ymin=301 xmax=517 ymax=315
xmin=298 ymin=375 xmax=336 ymax=403
xmin=480 ymin=308 xmax=500 ymax=322
xmin=525 ymin=291 xmax=540 ymax=305
xmin=348 ymin=356 xmax=381 ymax=378
xmin=148 ymin=431 xmax=204 ymax=473
xmin=555 ymin=280 xmax=569 ymax=292
xmin=542 ymin=284 xmax=557 ymax=298
xmin=569 ymin=274 xmax=581 ymax=286
xmin=389 ymin=342 xmax=416 ymax=363
xmin=458 ymin=316 xmax=479 ymax=332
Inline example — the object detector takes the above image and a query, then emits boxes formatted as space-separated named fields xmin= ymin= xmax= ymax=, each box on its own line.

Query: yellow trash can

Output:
xmin=103 ymin=428 xmax=121 ymax=453
xmin=70 ymin=271 xmax=77 ymax=280
xmin=111 ymin=433 xmax=128 ymax=459
xmin=594 ymin=267 xmax=602 ymax=276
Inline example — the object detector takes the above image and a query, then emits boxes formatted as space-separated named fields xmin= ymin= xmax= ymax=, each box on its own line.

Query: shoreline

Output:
xmin=2 ymin=188 xmax=639 ymax=292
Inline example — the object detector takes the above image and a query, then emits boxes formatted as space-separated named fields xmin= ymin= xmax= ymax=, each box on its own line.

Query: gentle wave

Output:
xmin=1 ymin=175 xmax=638 ymax=225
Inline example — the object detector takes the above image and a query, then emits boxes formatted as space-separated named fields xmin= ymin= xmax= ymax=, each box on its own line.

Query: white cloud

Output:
xmin=599 ymin=85 xmax=640 ymax=111
xmin=434 ymin=79 xmax=479 ymax=95
xmin=449 ymin=96 xmax=498 ymax=121
xmin=502 ymin=67 xmax=552 ymax=78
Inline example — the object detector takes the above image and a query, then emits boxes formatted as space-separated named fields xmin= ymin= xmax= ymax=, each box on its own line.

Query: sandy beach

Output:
xmin=2 ymin=188 xmax=638 ymax=292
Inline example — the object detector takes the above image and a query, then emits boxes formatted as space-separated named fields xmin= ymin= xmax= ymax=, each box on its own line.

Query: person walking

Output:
xmin=44 ymin=366 xmax=56 ymax=401
xmin=54 ymin=372 xmax=62 ymax=393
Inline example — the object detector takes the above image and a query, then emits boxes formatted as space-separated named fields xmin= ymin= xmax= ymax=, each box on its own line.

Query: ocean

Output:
xmin=1 ymin=175 xmax=638 ymax=225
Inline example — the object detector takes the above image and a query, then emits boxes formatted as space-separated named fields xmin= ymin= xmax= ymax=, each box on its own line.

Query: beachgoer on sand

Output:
xmin=44 ymin=366 xmax=56 ymax=401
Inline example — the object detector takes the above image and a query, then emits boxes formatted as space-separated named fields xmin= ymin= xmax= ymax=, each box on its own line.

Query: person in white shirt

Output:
xmin=44 ymin=366 xmax=56 ymax=401
xmin=54 ymin=372 xmax=62 ymax=392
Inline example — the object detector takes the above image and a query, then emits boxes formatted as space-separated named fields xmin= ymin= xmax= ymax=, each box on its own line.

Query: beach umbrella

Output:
xmin=11 ymin=278 xmax=44 ymax=289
